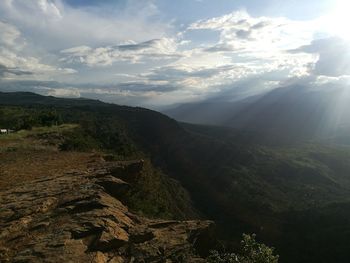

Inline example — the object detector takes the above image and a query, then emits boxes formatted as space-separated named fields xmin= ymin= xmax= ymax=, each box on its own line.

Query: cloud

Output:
xmin=0 ymin=64 xmax=32 ymax=78
xmin=0 ymin=0 xmax=172 ymax=81
xmin=0 ymin=2 xmax=347 ymax=107
xmin=138 ymin=60 xmax=279 ymax=102
xmin=0 ymin=79 xmax=79 ymax=99
xmin=188 ymin=10 xmax=316 ymax=53
xmin=46 ymin=87 xmax=81 ymax=98
xmin=0 ymin=47 xmax=77 ymax=79
xmin=204 ymin=43 xmax=239 ymax=52
xmin=0 ymin=0 xmax=170 ymax=50
xmin=188 ymin=10 xmax=274 ymax=40
xmin=166 ymin=9 xmax=323 ymax=102
xmin=115 ymin=82 xmax=178 ymax=93
xmin=0 ymin=79 xmax=179 ymax=106
xmin=60 ymin=38 xmax=180 ymax=66
xmin=0 ymin=21 xmax=23 ymax=48
xmin=143 ymin=64 xmax=241 ymax=84
xmin=290 ymin=37 xmax=350 ymax=77
xmin=146 ymin=65 xmax=225 ymax=80
xmin=0 ymin=20 xmax=76 ymax=80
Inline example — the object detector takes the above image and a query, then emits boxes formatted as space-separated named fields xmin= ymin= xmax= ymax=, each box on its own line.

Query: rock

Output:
xmin=109 ymin=160 xmax=144 ymax=183
xmin=130 ymin=230 xmax=155 ymax=244
xmin=96 ymin=175 xmax=130 ymax=200
xmin=91 ymin=225 xmax=129 ymax=252
xmin=0 ymin=161 xmax=216 ymax=262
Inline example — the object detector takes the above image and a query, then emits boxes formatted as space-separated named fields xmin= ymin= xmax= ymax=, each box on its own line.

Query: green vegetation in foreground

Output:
xmin=122 ymin=159 xmax=198 ymax=219
xmin=0 ymin=106 xmax=62 ymax=130
xmin=2 ymin=124 xmax=78 ymax=138
xmin=208 ymin=234 xmax=279 ymax=263
xmin=0 ymin=124 xmax=78 ymax=152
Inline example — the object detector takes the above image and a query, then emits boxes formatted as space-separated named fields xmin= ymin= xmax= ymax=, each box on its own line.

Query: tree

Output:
xmin=207 ymin=234 xmax=279 ymax=263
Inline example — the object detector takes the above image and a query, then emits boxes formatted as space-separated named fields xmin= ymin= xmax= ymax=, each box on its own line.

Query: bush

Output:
xmin=0 ymin=106 xmax=63 ymax=131
xmin=59 ymin=129 xmax=99 ymax=152
xmin=207 ymin=234 xmax=279 ymax=263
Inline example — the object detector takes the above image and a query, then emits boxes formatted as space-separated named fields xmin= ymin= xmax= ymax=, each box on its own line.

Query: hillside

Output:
xmin=2 ymin=92 xmax=350 ymax=262
xmin=165 ymin=85 xmax=350 ymax=144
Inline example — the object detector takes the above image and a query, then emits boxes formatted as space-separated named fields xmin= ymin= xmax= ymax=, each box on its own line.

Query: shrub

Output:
xmin=59 ymin=129 xmax=99 ymax=152
xmin=207 ymin=234 xmax=279 ymax=263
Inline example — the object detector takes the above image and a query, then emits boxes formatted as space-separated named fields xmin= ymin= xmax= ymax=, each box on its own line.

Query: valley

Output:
xmin=1 ymin=92 xmax=350 ymax=262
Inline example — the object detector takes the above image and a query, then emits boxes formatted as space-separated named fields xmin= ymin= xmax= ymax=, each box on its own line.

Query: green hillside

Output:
xmin=2 ymin=92 xmax=350 ymax=263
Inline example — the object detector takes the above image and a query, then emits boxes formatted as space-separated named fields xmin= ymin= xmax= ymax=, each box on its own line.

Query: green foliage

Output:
xmin=80 ymin=116 xmax=137 ymax=156
xmin=59 ymin=127 xmax=100 ymax=152
xmin=122 ymin=160 xmax=197 ymax=220
xmin=239 ymin=234 xmax=279 ymax=263
xmin=0 ymin=105 xmax=137 ymax=156
xmin=207 ymin=234 xmax=279 ymax=263
xmin=208 ymin=250 xmax=240 ymax=263
xmin=0 ymin=106 xmax=62 ymax=130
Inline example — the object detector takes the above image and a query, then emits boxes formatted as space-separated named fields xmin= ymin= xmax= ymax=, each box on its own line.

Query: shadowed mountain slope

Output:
xmin=165 ymin=85 xmax=350 ymax=144
xmin=2 ymin=91 xmax=350 ymax=263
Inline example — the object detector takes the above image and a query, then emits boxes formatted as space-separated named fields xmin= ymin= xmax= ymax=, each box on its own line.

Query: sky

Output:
xmin=0 ymin=0 xmax=349 ymax=108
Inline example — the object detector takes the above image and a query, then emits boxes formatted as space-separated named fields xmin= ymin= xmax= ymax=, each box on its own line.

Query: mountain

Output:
xmin=163 ymin=95 xmax=261 ymax=126
xmin=165 ymin=85 xmax=350 ymax=144
xmin=2 ymin=91 xmax=350 ymax=262
xmin=0 ymin=91 xmax=106 ymax=107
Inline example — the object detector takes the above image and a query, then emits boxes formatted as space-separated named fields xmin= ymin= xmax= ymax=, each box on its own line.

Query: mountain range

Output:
xmin=1 ymin=90 xmax=350 ymax=263
xmin=165 ymin=85 xmax=350 ymax=144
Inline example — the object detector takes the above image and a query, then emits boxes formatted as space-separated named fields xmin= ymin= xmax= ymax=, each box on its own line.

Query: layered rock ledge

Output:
xmin=0 ymin=160 xmax=215 ymax=263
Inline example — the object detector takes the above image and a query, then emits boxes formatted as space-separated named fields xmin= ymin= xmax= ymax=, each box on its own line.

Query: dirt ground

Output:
xmin=0 ymin=126 xmax=99 ymax=190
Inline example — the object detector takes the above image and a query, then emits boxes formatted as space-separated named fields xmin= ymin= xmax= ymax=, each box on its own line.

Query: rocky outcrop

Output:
xmin=0 ymin=160 xmax=215 ymax=263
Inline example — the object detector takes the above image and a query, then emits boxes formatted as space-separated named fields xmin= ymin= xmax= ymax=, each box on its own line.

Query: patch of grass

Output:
xmin=0 ymin=124 xmax=77 ymax=140
xmin=0 ymin=124 xmax=79 ymax=153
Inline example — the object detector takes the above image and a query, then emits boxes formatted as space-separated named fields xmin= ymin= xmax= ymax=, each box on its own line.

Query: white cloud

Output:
xmin=0 ymin=20 xmax=76 ymax=80
xmin=0 ymin=1 xmax=348 ymax=106
xmin=46 ymin=87 xmax=80 ymax=98
xmin=0 ymin=21 xmax=23 ymax=48
xmin=60 ymin=38 xmax=180 ymax=66
xmin=0 ymin=0 xmax=177 ymax=84
xmin=189 ymin=10 xmax=316 ymax=52
xmin=0 ymin=0 xmax=171 ymax=50
xmin=143 ymin=13 xmax=317 ymax=96
xmin=291 ymin=37 xmax=350 ymax=77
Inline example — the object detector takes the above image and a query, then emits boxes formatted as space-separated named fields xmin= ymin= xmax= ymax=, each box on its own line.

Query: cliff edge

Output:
xmin=0 ymin=159 xmax=215 ymax=263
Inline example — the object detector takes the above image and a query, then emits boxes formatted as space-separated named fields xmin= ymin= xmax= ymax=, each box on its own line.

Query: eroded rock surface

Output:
xmin=0 ymin=160 xmax=215 ymax=263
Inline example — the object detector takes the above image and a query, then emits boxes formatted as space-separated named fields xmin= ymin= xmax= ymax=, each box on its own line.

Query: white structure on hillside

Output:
xmin=0 ymin=129 xmax=12 ymax=134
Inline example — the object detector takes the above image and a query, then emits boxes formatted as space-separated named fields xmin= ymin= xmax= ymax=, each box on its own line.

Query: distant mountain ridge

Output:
xmin=0 ymin=91 xmax=105 ymax=107
xmin=164 ymin=85 xmax=350 ymax=143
